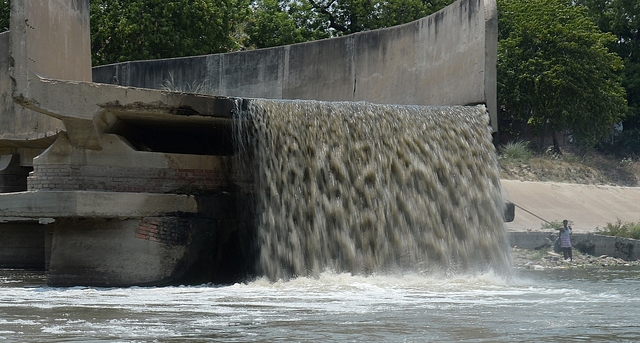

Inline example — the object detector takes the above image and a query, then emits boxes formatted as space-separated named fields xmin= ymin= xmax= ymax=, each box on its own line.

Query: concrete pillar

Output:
xmin=47 ymin=216 xmax=251 ymax=286
xmin=10 ymin=0 xmax=91 ymax=91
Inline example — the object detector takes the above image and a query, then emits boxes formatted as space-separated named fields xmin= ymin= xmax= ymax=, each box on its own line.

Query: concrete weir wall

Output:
xmin=93 ymin=0 xmax=498 ymax=131
xmin=0 ymin=0 xmax=500 ymax=286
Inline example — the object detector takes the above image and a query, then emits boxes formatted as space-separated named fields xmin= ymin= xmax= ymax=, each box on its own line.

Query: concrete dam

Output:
xmin=0 ymin=0 xmax=507 ymax=286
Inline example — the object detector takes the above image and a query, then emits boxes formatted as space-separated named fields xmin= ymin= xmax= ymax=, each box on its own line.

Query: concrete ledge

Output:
xmin=508 ymin=231 xmax=640 ymax=260
xmin=0 ymin=191 xmax=198 ymax=218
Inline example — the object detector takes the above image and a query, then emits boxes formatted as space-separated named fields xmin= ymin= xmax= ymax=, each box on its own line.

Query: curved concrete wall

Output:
xmin=93 ymin=0 xmax=498 ymax=131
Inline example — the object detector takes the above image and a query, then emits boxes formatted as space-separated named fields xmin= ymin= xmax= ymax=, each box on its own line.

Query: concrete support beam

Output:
xmin=0 ymin=191 xmax=199 ymax=218
xmin=12 ymin=76 xmax=239 ymax=150
xmin=27 ymin=132 xmax=245 ymax=193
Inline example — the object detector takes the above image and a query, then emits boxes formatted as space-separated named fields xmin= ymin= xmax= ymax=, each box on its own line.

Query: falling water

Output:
xmin=234 ymin=100 xmax=511 ymax=280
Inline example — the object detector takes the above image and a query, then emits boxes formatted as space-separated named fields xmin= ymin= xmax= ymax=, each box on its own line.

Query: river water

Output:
xmin=1 ymin=267 xmax=639 ymax=342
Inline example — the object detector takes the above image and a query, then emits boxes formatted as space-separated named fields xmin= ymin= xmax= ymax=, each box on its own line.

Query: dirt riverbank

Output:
xmin=499 ymin=149 xmax=640 ymax=235
xmin=511 ymin=246 xmax=640 ymax=269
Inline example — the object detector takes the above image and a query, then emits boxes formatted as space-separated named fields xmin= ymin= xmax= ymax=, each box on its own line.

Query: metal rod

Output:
xmin=513 ymin=203 xmax=552 ymax=225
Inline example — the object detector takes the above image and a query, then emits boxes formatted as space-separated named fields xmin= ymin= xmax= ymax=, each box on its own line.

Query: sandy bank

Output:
xmin=501 ymin=180 xmax=640 ymax=233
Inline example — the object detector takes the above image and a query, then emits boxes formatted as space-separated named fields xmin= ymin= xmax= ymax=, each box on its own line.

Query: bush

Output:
xmin=160 ymin=73 xmax=209 ymax=94
xmin=597 ymin=219 xmax=640 ymax=239
xmin=499 ymin=141 xmax=532 ymax=163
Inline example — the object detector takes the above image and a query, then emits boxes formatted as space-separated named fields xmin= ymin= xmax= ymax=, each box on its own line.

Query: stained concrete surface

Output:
xmin=502 ymin=180 xmax=640 ymax=233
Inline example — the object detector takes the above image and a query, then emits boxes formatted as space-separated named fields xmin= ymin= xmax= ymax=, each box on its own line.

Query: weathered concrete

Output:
xmin=502 ymin=180 xmax=640 ymax=232
xmin=508 ymin=231 xmax=640 ymax=261
xmin=3 ymin=0 xmax=254 ymax=285
xmin=47 ymin=216 xmax=249 ymax=286
xmin=28 ymin=132 xmax=243 ymax=193
xmin=0 ymin=31 xmax=63 ymax=152
xmin=10 ymin=0 xmax=92 ymax=88
xmin=13 ymin=76 xmax=240 ymax=151
xmin=0 ymin=191 xmax=199 ymax=218
xmin=93 ymin=0 xmax=498 ymax=131
xmin=2 ymin=0 xmax=89 ymax=149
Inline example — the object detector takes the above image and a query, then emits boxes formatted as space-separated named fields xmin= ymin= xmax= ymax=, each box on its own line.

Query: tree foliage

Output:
xmin=245 ymin=0 xmax=453 ymax=49
xmin=497 ymin=0 xmax=628 ymax=151
xmin=577 ymin=0 xmax=640 ymax=143
xmin=244 ymin=0 xmax=329 ymax=49
xmin=3 ymin=0 xmax=453 ymax=64
xmin=90 ymin=0 xmax=250 ymax=66
xmin=1 ymin=0 xmax=9 ymax=32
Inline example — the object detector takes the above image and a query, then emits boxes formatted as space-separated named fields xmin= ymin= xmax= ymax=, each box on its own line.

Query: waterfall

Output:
xmin=233 ymin=99 xmax=511 ymax=280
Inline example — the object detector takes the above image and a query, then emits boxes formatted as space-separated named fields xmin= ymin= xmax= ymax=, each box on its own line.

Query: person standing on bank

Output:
xmin=560 ymin=219 xmax=573 ymax=261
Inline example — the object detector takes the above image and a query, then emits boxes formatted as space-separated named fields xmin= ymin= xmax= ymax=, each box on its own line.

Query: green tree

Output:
xmin=1 ymin=0 xmax=9 ymax=32
xmin=244 ymin=0 xmax=329 ymax=49
xmin=497 ymin=0 xmax=628 ymax=152
xmin=576 ymin=0 xmax=639 ymax=115
xmin=90 ymin=0 xmax=250 ymax=66
xmin=246 ymin=0 xmax=453 ymax=48
xmin=575 ymin=0 xmax=640 ymax=153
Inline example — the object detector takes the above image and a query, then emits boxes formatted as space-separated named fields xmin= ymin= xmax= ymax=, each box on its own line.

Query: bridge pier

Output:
xmin=47 ymin=216 xmax=250 ymax=287
xmin=0 ymin=127 xmax=255 ymax=286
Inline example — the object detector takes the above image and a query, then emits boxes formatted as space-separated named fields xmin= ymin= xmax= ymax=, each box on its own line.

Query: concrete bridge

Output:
xmin=0 ymin=0 xmax=499 ymax=286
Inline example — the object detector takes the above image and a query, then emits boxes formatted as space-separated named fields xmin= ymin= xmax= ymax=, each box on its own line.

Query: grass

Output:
xmin=498 ymin=141 xmax=532 ymax=163
xmin=498 ymin=143 xmax=640 ymax=186
xmin=529 ymin=248 xmax=549 ymax=261
xmin=160 ymin=72 xmax=210 ymax=94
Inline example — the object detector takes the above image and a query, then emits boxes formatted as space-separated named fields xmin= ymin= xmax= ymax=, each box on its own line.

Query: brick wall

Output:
xmin=136 ymin=217 xmax=190 ymax=246
xmin=135 ymin=216 xmax=238 ymax=246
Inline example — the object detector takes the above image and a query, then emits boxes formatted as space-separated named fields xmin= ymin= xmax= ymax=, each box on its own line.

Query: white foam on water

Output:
xmin=1 ymin=269 xmax=640 ymax=342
